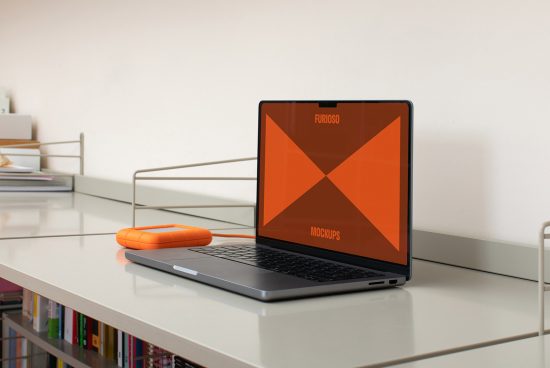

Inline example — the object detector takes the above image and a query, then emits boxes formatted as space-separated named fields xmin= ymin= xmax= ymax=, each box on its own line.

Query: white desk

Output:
xmin=0 ymin=192 xmax=248 ymax=239
xmin=394 ymin=334 xmax=550 ymax=367
xmin=0 ymin=234 xmax=545 ymax=368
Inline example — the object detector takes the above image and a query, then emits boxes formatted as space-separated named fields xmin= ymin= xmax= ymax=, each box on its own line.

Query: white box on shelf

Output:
xmin=0 ymin=114 xmax=32 ymax=139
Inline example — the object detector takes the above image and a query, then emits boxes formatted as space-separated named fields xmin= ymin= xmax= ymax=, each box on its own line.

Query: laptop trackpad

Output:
xmin=171 ymin=257 xmax=313 ymax=290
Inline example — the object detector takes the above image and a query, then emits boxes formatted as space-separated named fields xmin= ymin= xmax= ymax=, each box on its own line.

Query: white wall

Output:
xmin=1 ymin=0 xmax=549 ymax=245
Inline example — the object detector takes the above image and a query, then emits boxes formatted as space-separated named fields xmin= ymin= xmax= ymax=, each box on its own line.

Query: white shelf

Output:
xmin=0 ymin=233 xmax=547 ymax=367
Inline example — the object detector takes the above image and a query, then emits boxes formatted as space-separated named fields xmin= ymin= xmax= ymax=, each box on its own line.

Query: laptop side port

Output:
xmin=369 ymin=281 xmax=384 ymax=285
xmin=389 ymin=279 xmax=398 ymax=285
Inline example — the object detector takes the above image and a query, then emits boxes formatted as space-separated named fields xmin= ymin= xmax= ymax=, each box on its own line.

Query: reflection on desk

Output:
xmin=0 ymin=192 xmax=246 ymax=239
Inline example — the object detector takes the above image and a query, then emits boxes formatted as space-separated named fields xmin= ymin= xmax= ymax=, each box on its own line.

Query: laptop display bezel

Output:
xmin=255 ymin=100 xmax=413 ymax=279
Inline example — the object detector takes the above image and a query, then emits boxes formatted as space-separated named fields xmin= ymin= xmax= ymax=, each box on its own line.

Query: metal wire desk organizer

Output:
xmin=0 ymin=133 xmax=85 ymax=176
xmin=132 ymin=157 xmax=257 ymax=227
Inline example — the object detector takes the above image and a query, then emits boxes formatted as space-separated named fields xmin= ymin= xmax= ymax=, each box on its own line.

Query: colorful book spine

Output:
xmin=105 ymin=325 xmax=116 ymax=360
xmin=124 ymin=333 xmax=129 ymax=368
xmin=32 ymin=294 xmax=49 ymax=332
xmin=15 ymin=291 xmax=184 ymax=368
xmin=135 ymin=337 xmax=143 ymax=368
xmin=48 ymin=354 xmax=57 ymax=368
xmin=91 ymin=318 xmax=100 ymax=352
xmin=64 ymin=307 xmax=73 ymax=344
xmin=20 ymin=337 xmax=28 ymax=368
xmin=99 ymin=322 xmax=105 ymax=356
xmin=15 ymin=331 xmax=22 ymax=368
xmin=79 ymin=313 xmax=87 ymax=348
xmin=47 ymin=300 xmax=60 ymax=339
xmin=22 ymin=289 xmax=33 ymax=321
xmin=8 ymin=328 xmax=16 ymax=368
xmin=58 ymin=305 xmax=64 ymax=339
xmin=72 ymin=310 xmax=78 ymax=345
xmin=118 ymin=330 xmax=124 ymax=366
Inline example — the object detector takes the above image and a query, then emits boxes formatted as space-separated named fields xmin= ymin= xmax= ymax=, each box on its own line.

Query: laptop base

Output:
xmin=125 ymin=244 xmax=406 ymax=301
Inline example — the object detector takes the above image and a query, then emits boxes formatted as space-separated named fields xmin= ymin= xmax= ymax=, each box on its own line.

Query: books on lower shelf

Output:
xmin=0 ymin=279 xmax=22 ymax=305
xmin=3 ymin=289 xmax=205 ymax=368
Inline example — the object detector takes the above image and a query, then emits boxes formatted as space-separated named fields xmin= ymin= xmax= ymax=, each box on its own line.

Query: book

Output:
xmin=32 ymin=294 xmax=49 ymax=332
xmin=79 ymin=313 xmax=87 ymax=348
xmin=172 ymin=356 xmax=203 ymax=368
xmin=144 ymin=342 xmax=154 ymax=368
xmin=64 ymin=307 xmax=73 ymax=344
xmin=16 ymin=330 xmax=21 ymax=368
xmin=22 ymin=289 xmax=33 ymax=321
xmin=118 ymin=330 xmax=124 ymax=366
xmin=47 ymin=353 xmax=57 ymax=368
xmin=83 ymin=315 xmax=88 ymax=348
xmin=0 ymin=278 xmax=23 ymax=293
xmin=0 ymin=278 xmax=23 ymax=307
xmin=20 ymin=337 xmax=27 ymax=368
xmin=8 ymin=328 xmax=16 ymax=368
xmin=99 ymin=321 xmax=105 ymax=356
xmin=135 ymin=337 xmax=143 ymax=368
xmin=90 ymin=318 xmax=100 ymax=352
xmin=124 ymin=333 xmax=129 ymax=368
xmin=58 ymin=304 xmax=64 ymax=339
xmin=72 ymin=310 xmax=78 ymax=345
xmin=47 ymin=300 xmax=60 ymax=339
xmin=105 ymin=325 xmax=116 ymax=360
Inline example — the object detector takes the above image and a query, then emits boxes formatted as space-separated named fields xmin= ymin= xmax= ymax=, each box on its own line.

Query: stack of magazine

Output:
xmin=0 ymin=164 xmax=71 ymax=192
xmin=0 ymin=278 xmax=22 ymax=309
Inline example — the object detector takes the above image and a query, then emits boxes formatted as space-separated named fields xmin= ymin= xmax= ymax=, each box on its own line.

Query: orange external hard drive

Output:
xmin=116 ymin=224 xmax=213 ymax=250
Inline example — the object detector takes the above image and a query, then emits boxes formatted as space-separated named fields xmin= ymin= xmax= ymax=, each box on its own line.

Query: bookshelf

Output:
xmin=2 ymin=313 xmax=118 ymax=368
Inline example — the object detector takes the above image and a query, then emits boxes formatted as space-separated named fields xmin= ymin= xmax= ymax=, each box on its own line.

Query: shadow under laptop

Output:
xmin=124 ymin=262 xmax=415 ymax=367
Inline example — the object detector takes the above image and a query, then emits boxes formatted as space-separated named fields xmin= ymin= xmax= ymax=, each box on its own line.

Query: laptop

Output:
xmin=125 ymin=100 xmax=413 ymax=301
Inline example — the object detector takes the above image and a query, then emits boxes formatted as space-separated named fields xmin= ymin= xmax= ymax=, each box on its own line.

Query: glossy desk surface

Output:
xmin=396 ymin=334 xmax=550 ymax=367
xmin=0 ymin=233 xmax=543 ymax=368
xmin=0 ymin=192 xmax=246 ymax=239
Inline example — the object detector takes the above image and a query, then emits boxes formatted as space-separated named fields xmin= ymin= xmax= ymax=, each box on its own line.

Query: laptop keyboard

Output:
xmin=189 ymin=245 xmax=383 ymax=283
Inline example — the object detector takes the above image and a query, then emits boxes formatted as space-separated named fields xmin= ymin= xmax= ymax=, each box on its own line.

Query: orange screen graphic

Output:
xmin=258 ymin=102 xmax=410 ymax=265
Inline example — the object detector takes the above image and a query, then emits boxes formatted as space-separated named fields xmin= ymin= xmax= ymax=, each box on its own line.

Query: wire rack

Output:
xmin=0 ymin=133 xmax=85 ymax=175
xmin=539 ymin=222 xmax=550 ymax=335
xmin=131 ymin=157 xmax=257 ymax=227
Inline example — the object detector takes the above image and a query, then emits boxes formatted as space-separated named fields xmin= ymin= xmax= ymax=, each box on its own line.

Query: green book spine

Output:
xmin=47 ymin=300 xmax=59 ymax=339
xmin=79 ymin=313 xmax=84 ymax=348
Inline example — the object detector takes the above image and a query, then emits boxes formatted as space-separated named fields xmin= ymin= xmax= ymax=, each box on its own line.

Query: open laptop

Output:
xmin=125 ymin=100 xmax=413 ymax=301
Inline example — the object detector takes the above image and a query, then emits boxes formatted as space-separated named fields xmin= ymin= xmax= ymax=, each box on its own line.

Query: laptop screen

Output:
xmin=257 ymin=101 xmax=411 ymax=266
